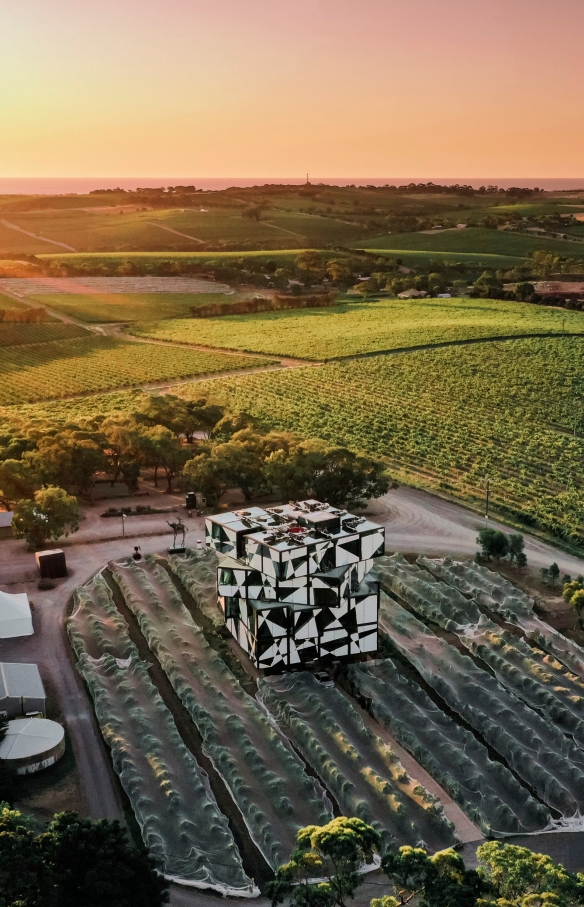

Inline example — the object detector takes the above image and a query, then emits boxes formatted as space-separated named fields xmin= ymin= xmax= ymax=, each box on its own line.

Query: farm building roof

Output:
xmin=0 ymin=663 xmax=44 ymax=701
xmin=0 ymin=590 xmax=33 ymax=638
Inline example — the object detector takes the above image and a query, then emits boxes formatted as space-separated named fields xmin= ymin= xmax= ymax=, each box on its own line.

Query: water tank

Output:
xmin=0 ymin=717 xmax=65 ymax=774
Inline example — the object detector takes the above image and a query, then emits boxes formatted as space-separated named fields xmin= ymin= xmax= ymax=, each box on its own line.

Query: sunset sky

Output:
xmin=2 ymin=0 xmax=583 ymax=178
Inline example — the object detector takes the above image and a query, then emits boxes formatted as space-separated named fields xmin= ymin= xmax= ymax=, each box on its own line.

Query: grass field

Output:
xmin=34 ymin=292 xmax=250 ymax=323
xmin=0 ymin=293 xmax=27 ymax=310
xmin=39 ymin=249 xmax=335 ymax=270
xmin=129 ymin=297 xmax=584 ymax=361
xmin=361 ymin=249 xmax=525 ymax=267
xmin=1 ymin=207 xmax=362 ymax=253
xmin=0 ymin=336 xmax=272 ymax=404
xmin=170 ymin=336 xmax=584 ymax=543
xmin=356 ymin=227 xmax=584 ymax=258
xmin=0 ymin=323 xmax=88 ymax=348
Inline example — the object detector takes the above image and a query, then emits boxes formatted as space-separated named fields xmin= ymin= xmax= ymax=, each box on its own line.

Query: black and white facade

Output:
xmin=205 ymin=501 xmax=385 ymax=670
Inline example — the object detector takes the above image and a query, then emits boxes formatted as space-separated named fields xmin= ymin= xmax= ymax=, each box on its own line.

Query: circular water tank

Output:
xmin=0 ymin=718 xmax=65 ymax=774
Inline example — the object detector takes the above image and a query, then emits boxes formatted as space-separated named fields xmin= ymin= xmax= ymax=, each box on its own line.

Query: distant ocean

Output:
xmin=1 ymin=177 xmax=584 ymax=194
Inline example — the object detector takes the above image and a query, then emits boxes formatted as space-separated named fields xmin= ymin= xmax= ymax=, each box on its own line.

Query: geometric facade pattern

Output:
xmin=206 ymin=500 xmax=385 ymax=671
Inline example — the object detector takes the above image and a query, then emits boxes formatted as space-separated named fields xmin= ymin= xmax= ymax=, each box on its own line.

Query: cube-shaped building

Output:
xmin=205 ymin=500 xmax=385 ymax=671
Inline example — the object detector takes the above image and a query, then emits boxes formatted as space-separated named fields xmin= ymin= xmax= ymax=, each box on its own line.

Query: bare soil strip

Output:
xmin=146 ymin=222 xmax=206 ymax=244
xmin=0 ymin=220 xmax=77 ymax=251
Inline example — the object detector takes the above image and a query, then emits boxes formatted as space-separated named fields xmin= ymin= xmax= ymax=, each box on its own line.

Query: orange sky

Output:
xmin=2 ymin=0 xmax=583 ymax=178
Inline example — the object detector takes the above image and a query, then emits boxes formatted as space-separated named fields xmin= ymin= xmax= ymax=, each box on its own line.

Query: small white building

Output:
xmin=0 ymin=512 xmax=13 ymax=540
xmin=0 ymin=590 xmax=33 ymax=638
xmin=0 ymin=663 xmax=46 ymax=719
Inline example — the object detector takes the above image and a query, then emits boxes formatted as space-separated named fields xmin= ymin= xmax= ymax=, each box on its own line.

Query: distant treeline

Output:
xmin=190 ymin=292 xmax=338 ymax=318
xmin=0 ymin=307 xmax=48 ymax=323
xmin=89 ymin=182 xmax=543 ymax=198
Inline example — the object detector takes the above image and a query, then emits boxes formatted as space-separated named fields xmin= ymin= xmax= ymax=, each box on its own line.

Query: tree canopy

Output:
xmin=0 ymin=808 xmax=168 ymax=907
xmin=266 ymin=817 xmax=381 ymax=907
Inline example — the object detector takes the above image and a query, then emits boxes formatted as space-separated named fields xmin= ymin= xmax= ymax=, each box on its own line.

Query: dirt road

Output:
xmin=0 ymin=220 xmax=77 ymax=251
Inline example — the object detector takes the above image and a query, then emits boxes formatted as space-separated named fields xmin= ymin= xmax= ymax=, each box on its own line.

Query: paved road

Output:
xmin=366 ymin=484 xmax=584 ymax=574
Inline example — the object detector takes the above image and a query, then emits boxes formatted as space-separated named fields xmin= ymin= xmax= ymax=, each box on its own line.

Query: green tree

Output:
xmin=34 ymin=433 xmax=106 ymax=500
xmin=143 ymin=426 xmax=190 ymax=492
xmin=548 ymin=562 xmax=560 ymax=587
xmin=296 ymin=251 xmax=325 ymax=284
xmin=473 ymin=271 xmax=503 ymax=297
xmin=210 ymin=411 xmax=260 ymax=440
xmin=569 ymin=588 xmax=584 ymax=630
xmin=477 ymin=528 xmax=509 ymax=562
xmin=12 ymin=486 xmax=80 ymax=550
xmin=264 ymin=440 xmax=390 ymax=509
xmin=0 ymin=806 xmax=48 ymax=907
xmin=327 ymin=259 xmax=353 ymax=286
xmin=183 ymin=398 xmax=225 ymax=439
xmin=311 ymin=447 xmax=390 ymax=509
xmin=210 ymin=430 xmax=267 ymax=501
xmin=266 ymin=817 xmax=381 ymax=907
xmin=242 ymin=205 xmax=264 ymax=221
xmin=354 ymin=278 xmax=379 ymax=298
xmin=563 ymin=579 xmax=583 ymax=603
xmin=508 ymin=534 xmax=526 ymax=566
xmin=515 ymin=282 xmax=535 ymax=301
xmin=182 ymin=448 xmax=230 ymax=506
xmin=0 ymin=457 xmax=38 ymax=510
xmin=516 ymin=551 xmax=528 ymax=569
xmin=39 ymin=813 xmax=168 ymax=907
xmin=380 ymin=845 xmax=485 ymax=906
xmin=476 ymin=841 xmax=584 ymax=905
xmin=0 ymin=808 xmax=168 ymax=907
xmin=101 ymin=419 xmax=146 ymax=489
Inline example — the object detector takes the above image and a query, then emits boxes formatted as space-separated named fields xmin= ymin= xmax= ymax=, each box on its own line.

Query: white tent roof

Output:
xmin=0 ymin=590 xmax=33 ymax=639
xmin=0 ymin=718 xmax=64 ymax=760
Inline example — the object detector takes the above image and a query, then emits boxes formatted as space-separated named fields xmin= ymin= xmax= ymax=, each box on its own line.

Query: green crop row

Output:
xmin=176 ymin=336 xmax=584 ymax=543
xmin=0 ymin=336 xmax=272 ymax=404
xmin=0 ymin=322 xmax=88 ymax=348
xmin=131 ymin=296 xmax=584 ymax=361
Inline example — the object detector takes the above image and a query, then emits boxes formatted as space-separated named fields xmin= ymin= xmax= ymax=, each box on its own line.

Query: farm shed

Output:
xmin=397 ymin=288 xmax=427 ymax=299
xmin=0 ymin=662 xmax=46 ymax=719
xmin=0 ymin=590 xmax=33 ymax=638
xmin=35 ymin=549 xmax=67 ymax=579
xmin=0 ymin=512 xmax=13 ymax=540
xmin=0 ymin=717 xmax=65 ymax=774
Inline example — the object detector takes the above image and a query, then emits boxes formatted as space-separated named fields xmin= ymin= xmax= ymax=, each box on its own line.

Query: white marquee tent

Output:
xmin=0 ymin=590 xmax=33 ymax=638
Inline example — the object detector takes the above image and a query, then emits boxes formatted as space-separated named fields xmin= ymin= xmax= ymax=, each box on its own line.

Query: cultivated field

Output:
xmin=372 ymin=556 xmax=584 ymax=826
xmin=32 ymin=293 xmax=247 ymax=324
xmin=68 ymin=573 xmax=255 ymax=894
xmin=178 ymin=336 xmax=584 ymax=542
xmin=0 ymin=206 xmax=362 ymax=253
xmin=130 ymin=297 xmax=584 ymax=361
xmin=0 ymin=323 xmax=88 ymax=348
xmin=357 ymin=226 xmax=584 ymax=258
xmin=68 ymin=550 xmax=459 ymax=891
xmin=0 ymin=336 xmax=273 ymax=404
